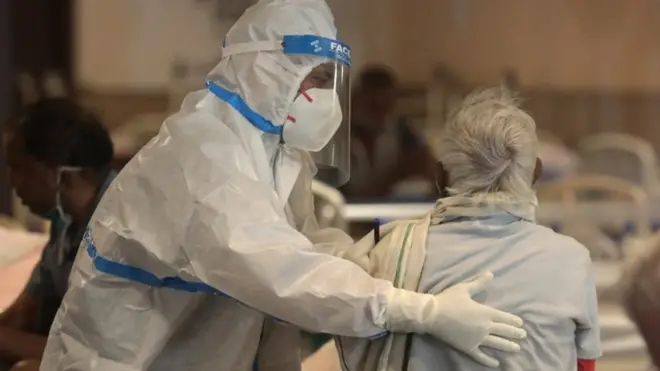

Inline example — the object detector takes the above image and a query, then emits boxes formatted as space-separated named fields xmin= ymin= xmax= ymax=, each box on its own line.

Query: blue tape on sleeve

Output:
xmin=86 ymin=240 xmax=224 ymax=296
xmin=84 ymin=228 xmax=388 ymax=341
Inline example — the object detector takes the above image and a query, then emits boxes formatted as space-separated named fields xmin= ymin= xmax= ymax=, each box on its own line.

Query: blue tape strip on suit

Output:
xmin=86 ymin=240 xmax=224 ymax=295
xmin=85 ymin=232 xmax=261 ymax=370
xmin=205 ymin=81 xmax=282 ymax=135
xmin=84 ymin=230 xmax=389 ymax=340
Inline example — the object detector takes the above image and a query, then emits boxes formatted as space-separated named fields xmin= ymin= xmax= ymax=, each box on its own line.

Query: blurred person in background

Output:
xmin=0 ymin=99 xmax=114 ymax=371
xmin=335 ymin=87 xmax=601 ymax=370
xmin=39 ymin=1 xmax=527 ymax=370
xmin=342 ymin=65 xmax=437 ymax=199
xmin=536 ymin=130 xmax=579 ymax=182
xmin=621 ymin=235 xmax=660 ymax=370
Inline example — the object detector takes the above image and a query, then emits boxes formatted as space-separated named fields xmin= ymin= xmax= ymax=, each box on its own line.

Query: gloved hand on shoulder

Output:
xmin=384 ymin=271 xmax=527 ymax=367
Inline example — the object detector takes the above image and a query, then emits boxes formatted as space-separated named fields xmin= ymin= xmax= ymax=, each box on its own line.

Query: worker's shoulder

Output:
xmin=165 ymin=107 xmax=242 ymax=145
xmin=165 ymin=110 xmax=257 ymax=166
xmin=524 ymin=223 xmax=592 ymax=261
xmin=117 ymin=107 xmax=261 ymax=194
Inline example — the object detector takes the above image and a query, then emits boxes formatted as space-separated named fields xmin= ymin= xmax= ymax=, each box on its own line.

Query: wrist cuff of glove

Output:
xmin=384 ymin=288 xmax=436 ymax=334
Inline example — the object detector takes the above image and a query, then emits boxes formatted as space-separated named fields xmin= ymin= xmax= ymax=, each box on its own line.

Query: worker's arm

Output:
xmin=172 ymin=141 xmax=404 ymax=338
xmin=183 ymin=173 xmax=393 ymax=337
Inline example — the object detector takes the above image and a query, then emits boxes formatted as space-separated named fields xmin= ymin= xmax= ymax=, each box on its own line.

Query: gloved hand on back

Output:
xmin=385 ymin=271 xmax=527 ymax=367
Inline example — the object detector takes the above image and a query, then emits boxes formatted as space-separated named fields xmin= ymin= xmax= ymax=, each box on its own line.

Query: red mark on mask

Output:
xmin=288 ymin=90 xmax=314 ymax=122
xmin=300 ymin=90 xmax=313 ymax=103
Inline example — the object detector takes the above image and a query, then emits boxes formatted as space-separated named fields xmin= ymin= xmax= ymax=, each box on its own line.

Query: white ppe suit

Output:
xmin=40 ymin=1 xmax=526 ymax=370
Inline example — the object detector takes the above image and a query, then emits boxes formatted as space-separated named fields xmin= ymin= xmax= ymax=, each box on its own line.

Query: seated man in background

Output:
xmin=0 ymin=99 xmax=115 ymax=371
xmin=341 ymin=65 xmax=437 ymax=199
xmin=337 ymin=87 xmax=601 ymax=370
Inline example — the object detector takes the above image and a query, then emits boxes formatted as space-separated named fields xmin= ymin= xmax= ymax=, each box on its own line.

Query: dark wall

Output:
xmin=0 ymin=0 xmax=74 ymax=215
xmin=12 ymin=0 xmax=74 ymax=96
xmin=0 ymin=0 xmax=13 ymax=214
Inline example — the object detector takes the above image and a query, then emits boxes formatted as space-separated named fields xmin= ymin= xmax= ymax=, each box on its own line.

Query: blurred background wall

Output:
xmin=73 ymin=0 xmax=397 ymax=130
xmin=5 ymin=0 xmax=660 ymax=184
xmin=75 ymin=0 xmax=394 ymax=92
xmin=68 ymin=0 xmax=660 ymax=146
xmin=390 ymin=0 xmax=660 ymax=147
xmin=395 ymin=0 xmax=660 ymax=89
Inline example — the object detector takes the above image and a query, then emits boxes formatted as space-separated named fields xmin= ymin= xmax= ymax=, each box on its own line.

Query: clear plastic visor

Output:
xmin=302 ymin=60 xmax=351 ymax=186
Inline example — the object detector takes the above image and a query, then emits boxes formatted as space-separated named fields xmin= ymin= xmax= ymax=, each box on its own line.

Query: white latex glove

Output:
xmin=384 ymin=271 xmax=527 ymax=367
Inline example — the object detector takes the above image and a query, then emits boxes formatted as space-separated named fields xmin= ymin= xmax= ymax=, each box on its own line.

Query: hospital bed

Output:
xmin=345 ymin=199 xmax=660 ymax=225
xmin=579 ymin=133 xmax=660 ymax=197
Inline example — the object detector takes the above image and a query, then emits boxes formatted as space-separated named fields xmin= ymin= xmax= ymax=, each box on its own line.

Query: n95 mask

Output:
xmin=282 ymin=88 xmax=343 ymax=152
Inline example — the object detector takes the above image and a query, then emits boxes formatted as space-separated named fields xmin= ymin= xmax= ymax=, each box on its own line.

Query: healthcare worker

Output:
xmin=40 ymin=1 xmax=527 ymax=370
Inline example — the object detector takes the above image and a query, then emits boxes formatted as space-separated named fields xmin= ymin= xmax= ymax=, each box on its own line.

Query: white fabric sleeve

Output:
xmin=575 ymin=254 xmax=602 ymax=360
xmin=288 ymin=161 xmax=355 ymax=258
xmin=181 ymin=168 xmax=394 ymax=338
xmin=294 ymin=200 xmax=355 ymax=257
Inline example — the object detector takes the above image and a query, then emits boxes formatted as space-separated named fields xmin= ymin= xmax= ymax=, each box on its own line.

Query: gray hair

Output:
xmin=439 ymin=86 xmax=538 ymax=200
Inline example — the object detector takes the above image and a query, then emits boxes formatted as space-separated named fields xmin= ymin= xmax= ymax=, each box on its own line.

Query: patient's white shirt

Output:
xmin=408 ymin=214 xmax=602 ymax=370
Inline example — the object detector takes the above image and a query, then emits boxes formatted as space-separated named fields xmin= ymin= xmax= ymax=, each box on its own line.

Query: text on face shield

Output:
xmin=330 ymin=42 xmax=351 ymax=59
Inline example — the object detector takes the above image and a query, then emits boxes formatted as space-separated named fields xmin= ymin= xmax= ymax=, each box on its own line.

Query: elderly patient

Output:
xmin=334 ymin=87 xmax=602 ymax=370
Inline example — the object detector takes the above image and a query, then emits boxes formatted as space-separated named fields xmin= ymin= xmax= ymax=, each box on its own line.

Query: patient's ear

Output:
xmin=532 ymin=158 xmax=543 ymax=185
xmin=435 ymin=162 xmax=449 ymax=197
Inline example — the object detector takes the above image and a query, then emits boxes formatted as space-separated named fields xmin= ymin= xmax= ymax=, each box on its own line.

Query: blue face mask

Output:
xmin=43 ymin=204 xmax=69 ymax=231
xmin=44 ymin=166 xmax=80 ymax=231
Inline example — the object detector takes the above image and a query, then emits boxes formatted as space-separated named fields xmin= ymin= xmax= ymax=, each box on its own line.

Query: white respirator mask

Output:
xmin=282 ymin=88 xmax=343 ymax=152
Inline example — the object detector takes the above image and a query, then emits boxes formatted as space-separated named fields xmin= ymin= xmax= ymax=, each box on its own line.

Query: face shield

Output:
xmin=206 ymin=35 xmax=351 ymax=186
xmin=286 ymin=36 xmax=351 ymax=186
